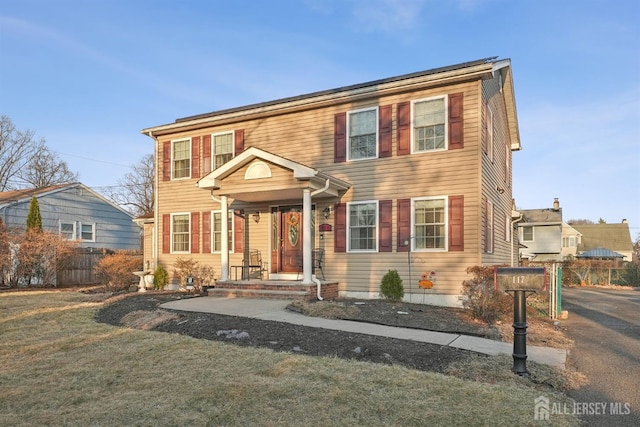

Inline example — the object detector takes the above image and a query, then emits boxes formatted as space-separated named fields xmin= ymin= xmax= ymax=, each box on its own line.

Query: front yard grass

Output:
xmin=0 ymin=290 xmax=581 ymax=426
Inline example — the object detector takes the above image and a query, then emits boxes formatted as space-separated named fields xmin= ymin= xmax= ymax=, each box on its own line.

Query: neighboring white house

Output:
xmin=561 ymin=222 xmax=582 ymax=259
xmin=518 ymin=199 xmax=563 ymax=262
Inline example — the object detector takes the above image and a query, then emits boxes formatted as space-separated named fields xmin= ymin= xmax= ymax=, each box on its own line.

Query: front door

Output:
xmin=279 ymin=206 xmax=303 ymax=273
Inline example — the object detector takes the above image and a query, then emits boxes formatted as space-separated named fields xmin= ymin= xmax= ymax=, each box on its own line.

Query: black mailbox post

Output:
xmin=495 ymin=267 xmax=546 ymax=376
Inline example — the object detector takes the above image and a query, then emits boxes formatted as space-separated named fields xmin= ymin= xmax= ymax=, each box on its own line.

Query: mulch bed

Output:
xmin=95 ymin=293 xmax=493 ymax=374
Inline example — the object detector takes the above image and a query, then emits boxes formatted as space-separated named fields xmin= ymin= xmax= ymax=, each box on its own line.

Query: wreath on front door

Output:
xmin=288 ymin=213 xmax=300 ymax=247
xmin=287 ymin=212 xmax=299 ymax=226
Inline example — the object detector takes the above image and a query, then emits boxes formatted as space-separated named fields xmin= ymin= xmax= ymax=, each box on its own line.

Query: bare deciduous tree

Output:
xmin=14 ymin=146 xmax=79 ymax=189
xmin=105 ymin=154 xmax=154 ymax=217
xmin=0 ymin=115 xmax=41 ymax=191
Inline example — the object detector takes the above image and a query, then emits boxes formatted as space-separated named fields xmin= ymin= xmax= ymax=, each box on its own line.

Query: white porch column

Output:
xmin=220 ymin=195 xmax=229 ymax=281
xmin=302 ymin=189 xmax=313 ymax=284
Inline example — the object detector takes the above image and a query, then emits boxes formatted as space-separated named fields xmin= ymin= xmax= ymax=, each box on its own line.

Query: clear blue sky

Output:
xmin=1 ymin=0 xmax=639 ymax=237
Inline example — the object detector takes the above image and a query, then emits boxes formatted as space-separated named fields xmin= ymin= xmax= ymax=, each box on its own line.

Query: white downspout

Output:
xmin=147 ymin=131 xmax=159 ymax=269
xmin=309 ymin=179 xmax=331 ymax=300
xmin=511 ymin=211 xmax=524 ymax=267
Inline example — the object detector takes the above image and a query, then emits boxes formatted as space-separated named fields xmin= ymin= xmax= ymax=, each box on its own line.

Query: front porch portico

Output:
xmin=197 ymin=147 xmax=350 ymax=285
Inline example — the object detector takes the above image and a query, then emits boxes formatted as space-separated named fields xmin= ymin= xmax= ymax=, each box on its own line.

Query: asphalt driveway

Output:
xmin=562 ymin=287 xmax=639 ymax=427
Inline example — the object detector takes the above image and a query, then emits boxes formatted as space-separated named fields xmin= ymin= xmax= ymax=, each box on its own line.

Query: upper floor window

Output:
xmin=212 ymin=210 xmax=234 ymax=253
xmin=348 ymin=201 xmax=378 ymax=251
xmin=81 ymin=223 xmax=95 ymax=242
xmin=413 ymin=197 xmax=447 ymax=250
xmin=348 ymin=108 xmax=377 ymax=160
xmin=60 ymin=221 xmax=75 ymax=240
xmin=521 ymin=226 xmax=534 ymax=242
xmin=213 ymin=132 xmax=234 ymax=170
xmin=172 ymin=139 xmax=191 ymax=179
xmin=413 ymin=97 xmax=446 ymax=152
xmin=171 ymin=213 xmax=190 ymax=253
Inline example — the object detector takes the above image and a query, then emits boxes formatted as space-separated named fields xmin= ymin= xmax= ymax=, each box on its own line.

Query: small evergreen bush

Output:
xmin=153 ymin=264 xmax=169 ymax=290
xmin=380 ymin=269 xmax=404 ymax=302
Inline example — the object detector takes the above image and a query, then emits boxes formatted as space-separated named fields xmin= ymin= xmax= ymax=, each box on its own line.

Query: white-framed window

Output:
xmin=562 ymin=236 xmax=577 ymax=248
xmin=347 ymin=201 xmax=378 ymax=251
xmin=412 ymin=96 xmax=447 ymax=153
xmin=347 ymin=107 xmax=378 ymax=160
xmin=80 ymin=223 xmax=95 ymax=242
xmin=59 ymin=221 xmax=76 ymax=240
xmin=212 ymin=131 xmax=234 ymax=170
xmin=211 ymin=210 xmax=234 ymax=253
xmin=171 ymin=213 xmax=190 ymax=253
xmin=521 ymin=226 xmax=534 ymax=242
xmin=504 ymin=213 xmax=511 ymax=242
xmin=172 ymin=138 xmax=191 ymax=179
xmin=412 ymin=196 xmax=447 ymax=251
xmin=487 ymin=103 xmax=494 ymax=162
xmin=486 ymin=200 xmax=494 ymax=253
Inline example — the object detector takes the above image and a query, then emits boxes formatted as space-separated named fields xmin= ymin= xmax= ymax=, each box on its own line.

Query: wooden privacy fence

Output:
xmin=57 ymin=248 xmax=142 ymax=286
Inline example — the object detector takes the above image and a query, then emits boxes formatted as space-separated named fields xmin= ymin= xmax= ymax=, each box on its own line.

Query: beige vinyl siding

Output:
xmin=153 ymin=75 xmax=513 ymax=294
xmin=481 ymin=77 xmax=518 ymax=265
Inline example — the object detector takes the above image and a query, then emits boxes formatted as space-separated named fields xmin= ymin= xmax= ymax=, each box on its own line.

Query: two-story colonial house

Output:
xmin=141 ymin=57 xmax=521 ymax=307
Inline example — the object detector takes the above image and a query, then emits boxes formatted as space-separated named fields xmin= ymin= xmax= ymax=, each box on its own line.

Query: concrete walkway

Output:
xmin=160 ymin=297 xmax=566 ymax=368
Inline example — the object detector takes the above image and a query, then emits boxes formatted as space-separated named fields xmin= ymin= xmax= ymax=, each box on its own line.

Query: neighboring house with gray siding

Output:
xmin=0 ymin=183 xmax=140 ymax=250
xmin=518 ymin=199 xmax=563 ymax=262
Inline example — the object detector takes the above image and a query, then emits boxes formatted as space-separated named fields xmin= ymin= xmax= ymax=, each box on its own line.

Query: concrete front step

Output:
xmin=207 ymin=288 xmax=310 ymax=300
xmin=207 ymin=280 xmax=339 ymax=301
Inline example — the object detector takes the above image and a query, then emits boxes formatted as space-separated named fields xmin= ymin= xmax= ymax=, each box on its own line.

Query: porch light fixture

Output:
xmin=322 ymin=207 xmax=331 ymax=219
xmin=252 ymin=212 xmax=261 ymax=223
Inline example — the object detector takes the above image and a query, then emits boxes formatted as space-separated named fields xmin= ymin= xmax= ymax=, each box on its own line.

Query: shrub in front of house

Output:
xmin=95 ymin=251 xmax=143 ymax=291
xmin=460 ymin=265 xmax=511 ymax=323
xmin=380 ymin=269 xmax=404 ymax=302
xmin=173 ymin=257 xmax=216 ymax=292
xmin=153 ymin=264 xmax=169 ymax=290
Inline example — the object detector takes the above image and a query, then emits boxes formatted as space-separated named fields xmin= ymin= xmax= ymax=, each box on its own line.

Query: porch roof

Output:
xmin=196 ymin=147 xmax=351 ymax=203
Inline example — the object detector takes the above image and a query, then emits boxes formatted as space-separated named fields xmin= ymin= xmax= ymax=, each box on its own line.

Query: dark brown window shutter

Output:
xmin=191 ymin=212 xmax=200 ymax=254
xmin=191 ymin=137 xmax=200 ymax=179
xmin=334 ymin=203 xmax=347 ymax=252
xmin=202 ymin=211 xmax=211 ymax=253
xmin=397 ymin=198 xmax=411 ymax=252
xmin=162 ymin=214 xmax=170 ymax=253
xmin=448 ymin=195 xmax=464 ymax=251
xmin=397 ymin=102 xmax=411 ymax=156
xmin=379 ymin=199 xmax=392 ymax=252
xmin=334 ymin=112 xmax=347 ymax=163
xmin=448 ymin=93 xmax=464 ymax=150
xmin=202 ymin=135 xmax=211 ymax=175
xmin=234 ymin=209 xmax=244 ymax=253
xmin=379 ymin=105 xmax=392 ymax=158
xmin=234 ymin=129 xmax=244 ymax=155
xmin=162 ymin=141 xmax=171 ymax=181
